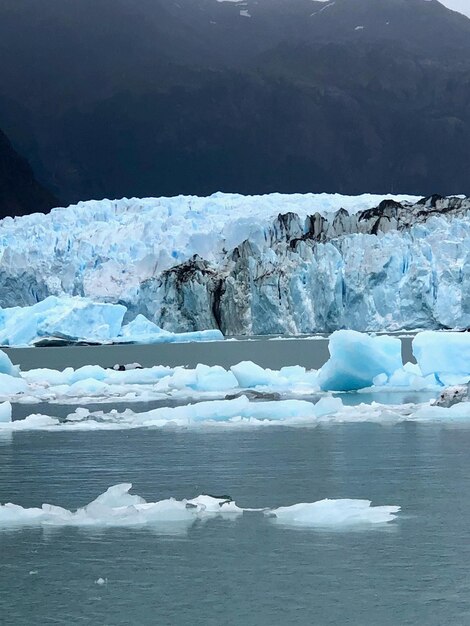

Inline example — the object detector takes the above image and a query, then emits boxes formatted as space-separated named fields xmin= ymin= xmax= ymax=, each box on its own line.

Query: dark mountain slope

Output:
xmin=0 ymin=0 xmax=469 ymax=207
xmin=0 ymin=129 xmax=58 ymax=217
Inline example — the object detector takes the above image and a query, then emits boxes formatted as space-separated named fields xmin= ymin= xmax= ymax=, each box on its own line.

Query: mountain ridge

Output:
xmin=0 ymin=0 xmax=469 ymax=210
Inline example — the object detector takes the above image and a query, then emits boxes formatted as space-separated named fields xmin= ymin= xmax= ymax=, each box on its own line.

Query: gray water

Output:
xmin=3 ymin=335 xmax=416 ymax=371
xmin=2 ymin=416 xmax=470 ymax=625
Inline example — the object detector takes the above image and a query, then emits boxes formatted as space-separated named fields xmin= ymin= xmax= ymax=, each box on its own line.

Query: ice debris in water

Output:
xmin=3 ymin=329 xmax=470 ymax=404
xmin=0 ymin=484 xmax=399 ymax=531
xmin=0 ymin=396 xmax=348 ymax=432
xmin=266 ymin=499 xmax=400 ymax=527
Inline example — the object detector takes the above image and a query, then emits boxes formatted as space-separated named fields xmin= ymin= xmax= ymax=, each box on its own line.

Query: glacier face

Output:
xmin=1 ymin=192 xmax=470 ymax=334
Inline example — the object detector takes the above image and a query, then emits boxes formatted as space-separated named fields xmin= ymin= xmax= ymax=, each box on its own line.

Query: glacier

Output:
xmin=3 ymin=192 xmax=470 ymax=334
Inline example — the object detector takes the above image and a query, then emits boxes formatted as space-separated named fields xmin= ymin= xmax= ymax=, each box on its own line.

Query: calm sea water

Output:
xmin=1 ymin=414 xmax=470 ymax=625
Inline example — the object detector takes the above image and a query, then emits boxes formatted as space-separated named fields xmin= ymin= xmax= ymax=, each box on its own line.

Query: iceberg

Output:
xmin=266 ymin=499 xmax=400 ymax=527
xmin=0 ymin=296 xmax=126 ymax=346
xmin=0 ymin=483 xmax=398 ymax=532
xmin=0 ymin=483 xmax=243 ymax=531
xmin=0 ymin=349 xmax=19 ymax=377
xmin=0 ymin=296 xmax=222 ymax=347
xmin=0 ymin=401 xmax=11 ymax=423
xmin=413 ymin=331 xmax=470 ymax=381
xmin=318 ymin=330 xmax=403 ymax=391
xmin=118 ymin=314 xmax=222 ymax=344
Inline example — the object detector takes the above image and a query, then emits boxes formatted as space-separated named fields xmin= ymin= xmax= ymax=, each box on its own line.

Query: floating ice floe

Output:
xmin=3 ymin=394 xmax=470 ymax=433
xmin=0 ymin=483 xmax=243 ymax=532
xmin=0 ymin=296 xmax=222 ymax=347
xmin=0 ymin=483 xmax=398 ymax=532
xmin=0 ymin=396 xmax=343 ymax=431
xmin=0 ymin=355 xmax=323 ymax=404
xmin=2 ymin=329 xmax=470 ymax=404
xmin=266 ymin=499 xmax=400 ymax=528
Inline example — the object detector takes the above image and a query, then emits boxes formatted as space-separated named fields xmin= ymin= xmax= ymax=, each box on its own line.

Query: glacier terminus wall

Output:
xmin=1 ymin=192 xmax=469 ymax=335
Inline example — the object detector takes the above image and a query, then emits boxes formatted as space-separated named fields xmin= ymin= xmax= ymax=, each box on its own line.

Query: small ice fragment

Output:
xmin=95 ymin=578 xmax=107 ymax=585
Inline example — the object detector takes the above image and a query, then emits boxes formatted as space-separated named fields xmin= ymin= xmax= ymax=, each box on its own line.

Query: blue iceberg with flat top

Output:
xmin=412 ymin=331 xmax=470 ymax=385
xmin=318 ymin=330 xmax=403 ymax=391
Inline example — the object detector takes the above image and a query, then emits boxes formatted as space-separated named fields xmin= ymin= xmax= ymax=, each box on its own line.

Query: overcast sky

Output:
xmin=441 ymin=0 xmax=470 ymax=18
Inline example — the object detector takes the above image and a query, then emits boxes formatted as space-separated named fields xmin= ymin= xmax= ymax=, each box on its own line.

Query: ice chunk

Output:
xmin=69 ymin=365 xmax=108 ymax=384
xmin=371 ymin=362 xmax=438 ymax=391
xmin=266 ymin=499 xmax=400 ymax=527
xmin=185 ymin=494 xmax=243 ymax=516
xmin=0 ymin=296 xmax=125 ymax=345
xmin=0 ymin=483 xmax=400 ymax=533
xmin=319 ymin=330 xmax=403 ymax=391
xmin=413 ymin=331 xmax=470 ymax=378
xmin=194 ymin=364 xmax=238 ymax=392
xmin=118 ymin=314 xmax=173 ymax=342
xmin=0 ymin=296 xmax=223 ymax=347
xmin=312 ymin=396 xmax=344 ymax=418
xmin=0 ymin=395 xmax=345 ymax=431
xmin=136 ymin=396 xmax=332 ymax=427
xmin=0 ymin=349 xmax=20 ymax=377
xmin=230 ymin=361 xmax=280 ymax=387
xmin=118 ymin=316 xmax=223 ymax=344
xmin=0 ymin=483 xmax=243 ymax=531
xmin=230 ymin=361 xmax=319 ymax=390
xmin=38 ymin=298 xmax=126 ymax=342
xmin=410 ymin=401 xmax=470 ymax=422
xmin=0 ymin=413 xmax=59 ymax=430
xmin=0 ymin=373 xmax=28 ymax=396
xmin=0 ymin=401 xmax=12 ymax=423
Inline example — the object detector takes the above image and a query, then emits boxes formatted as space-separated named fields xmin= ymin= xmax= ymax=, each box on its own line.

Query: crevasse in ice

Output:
xmin=4 ymin=192 xmax=470 ymax=334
